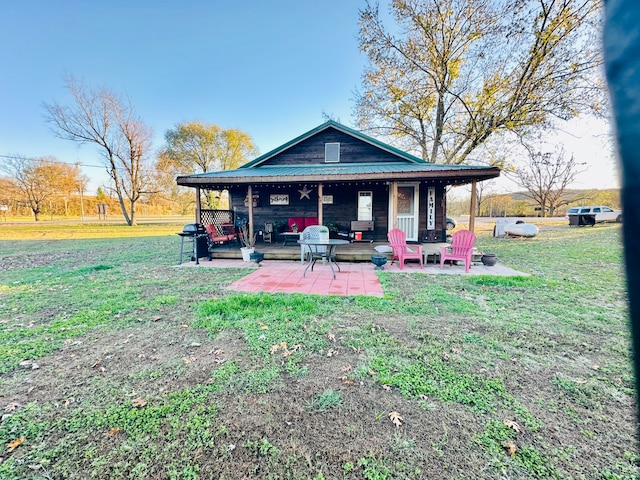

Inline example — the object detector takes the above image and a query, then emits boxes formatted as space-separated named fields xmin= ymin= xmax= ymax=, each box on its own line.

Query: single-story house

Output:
xmin=176 ymin=120 xmax=500 ymax=242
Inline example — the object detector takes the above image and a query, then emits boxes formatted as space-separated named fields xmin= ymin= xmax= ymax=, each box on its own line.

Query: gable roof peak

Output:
xmin=241 ymin=120 xmax=427 ymax=168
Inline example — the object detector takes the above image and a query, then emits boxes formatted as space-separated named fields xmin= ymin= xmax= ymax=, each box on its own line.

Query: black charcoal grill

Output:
xmin=177 ymin=223 xmax=209 ymax=264
xmin=182 ymin=223 xmax=207 ymax=235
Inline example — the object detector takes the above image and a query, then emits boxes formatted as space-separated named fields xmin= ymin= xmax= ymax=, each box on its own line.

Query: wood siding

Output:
xmin=230 ymin=183 xmax=388 ymax=239
xmin=260 ymin=127 xmax=406 ymax=166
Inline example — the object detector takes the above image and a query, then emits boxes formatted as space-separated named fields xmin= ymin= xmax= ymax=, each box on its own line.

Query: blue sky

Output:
xmin=0 ymin=0 xmax=618 ymax=194
xmin=1 ymin=0 xmax=372 ymax=191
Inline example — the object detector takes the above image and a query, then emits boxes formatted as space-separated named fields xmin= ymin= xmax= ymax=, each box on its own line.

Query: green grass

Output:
xmin=306 ymin=389 xmax=343 ymax=412
xmin=0 ymin=219 xmax=190 ymax=240
xmin=0 ymin=222 xmax=636 ymax=479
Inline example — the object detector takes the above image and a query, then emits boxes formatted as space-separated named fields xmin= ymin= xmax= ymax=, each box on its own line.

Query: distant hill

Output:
xmin=448 ymin=188 xmax=621 ymax=217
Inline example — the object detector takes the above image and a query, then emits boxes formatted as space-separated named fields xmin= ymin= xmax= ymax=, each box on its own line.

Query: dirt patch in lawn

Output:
xmin=1 ymin=318 xmax=246 ymax=409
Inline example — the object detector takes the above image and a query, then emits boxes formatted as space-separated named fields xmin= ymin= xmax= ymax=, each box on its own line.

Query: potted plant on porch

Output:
xmin=238 ymin=223 xmax=257 ymax=262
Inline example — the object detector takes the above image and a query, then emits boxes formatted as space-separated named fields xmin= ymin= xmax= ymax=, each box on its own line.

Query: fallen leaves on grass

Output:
xmin=503 ymin=419 xmax=522 ymax=433
xmin=382 ymin=385 xmax=392 ymax=392
xmin=132 ymin=397 xmax=147 ymax=408
xmin=270 ymin=342 xmax=301 ymax=357
xmin=4 ymin=402 xmax=20 ymax=412
xmin=338 ymin=375 xmax=355 ymax=385
xmin=388 ymin=411 xmax=403 ymax=428
xmin=92 ymin=358 xmax=103 ymax=368
xmin=326 ymin=349 xmax=338 ymax=357
xmin=327 ymin=333 xmax=336 ymax=342
xmin=503 ymin=440 xmax=517 ymax=456
xmin=6 ymin=437 xmax=25 ymax=452
xmin=150 ymin=315 xmax=162 ymax=322
xmin=107 ymin=428 xmax=120 ymax=436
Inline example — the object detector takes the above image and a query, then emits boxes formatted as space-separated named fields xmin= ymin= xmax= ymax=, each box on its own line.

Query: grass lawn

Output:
xmin=0 ymin=222 xmax=637 ymax=479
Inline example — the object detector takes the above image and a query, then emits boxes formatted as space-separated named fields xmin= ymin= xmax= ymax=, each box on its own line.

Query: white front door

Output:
xmin=389 ymin=183 xmax=420 ymax=241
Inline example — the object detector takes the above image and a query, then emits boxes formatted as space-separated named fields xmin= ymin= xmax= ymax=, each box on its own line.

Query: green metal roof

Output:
xmin=241 ymin=120 xmax=427 ymax=168
xmin=176 ymin=162 xmax=500 ymax=187
xmin=183 ymin=162 xmax=490 ymax=178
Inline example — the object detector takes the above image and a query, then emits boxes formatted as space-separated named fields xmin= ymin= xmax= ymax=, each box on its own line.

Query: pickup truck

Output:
xmin=565 ymin=206 xmax=622 ymax=225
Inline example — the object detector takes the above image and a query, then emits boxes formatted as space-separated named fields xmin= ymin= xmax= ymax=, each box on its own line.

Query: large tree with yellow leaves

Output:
xmin=356 ymin=0 xmax=604 ymax=164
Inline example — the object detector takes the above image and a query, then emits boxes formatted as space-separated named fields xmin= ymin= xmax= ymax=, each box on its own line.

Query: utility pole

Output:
xmin=79 ymin=184 xmax=85 ymax=220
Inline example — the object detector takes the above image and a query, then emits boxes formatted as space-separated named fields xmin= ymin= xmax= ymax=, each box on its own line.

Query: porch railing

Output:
xmin=397 ymin=216 xmax=416 ymax=240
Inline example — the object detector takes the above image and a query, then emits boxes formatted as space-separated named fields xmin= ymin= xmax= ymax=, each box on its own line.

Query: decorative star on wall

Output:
xmin=298 ymin=185 xmax=313 ymax=200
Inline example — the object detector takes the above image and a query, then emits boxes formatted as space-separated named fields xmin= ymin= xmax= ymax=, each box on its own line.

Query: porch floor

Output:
xmin=208 ymin=240 xmax=453 ymax=263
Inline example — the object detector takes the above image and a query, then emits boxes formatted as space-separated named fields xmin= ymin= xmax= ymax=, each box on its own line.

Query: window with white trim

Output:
xmin=358 ymin=191 xmax=373 ymax=221
xmin=325 ymin=142 xmax=340 ymax=163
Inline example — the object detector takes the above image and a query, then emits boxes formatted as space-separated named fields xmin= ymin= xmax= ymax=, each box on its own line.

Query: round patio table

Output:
xmin=298 ymin=239 xmax=349 ymax=279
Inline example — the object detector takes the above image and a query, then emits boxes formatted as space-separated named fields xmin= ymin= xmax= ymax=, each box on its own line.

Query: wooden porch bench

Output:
xmin=350 ymin=220 xmax=374 ymax=242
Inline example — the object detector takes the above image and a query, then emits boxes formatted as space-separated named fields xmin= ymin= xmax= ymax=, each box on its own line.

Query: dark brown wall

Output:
xmin=231 ymin=183 xmax=390 ymax=236
xmin=261 ymin=127 xmax=404 ymax=166
xmin=230 ymin=181 xmax=448 ymax=242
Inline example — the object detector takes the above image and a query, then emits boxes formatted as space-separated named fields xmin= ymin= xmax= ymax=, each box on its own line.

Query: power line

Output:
xmin=0 ymin=154 xmax=104 ymax=169
xmin=0 ymin=154 xmax=162 ymax=175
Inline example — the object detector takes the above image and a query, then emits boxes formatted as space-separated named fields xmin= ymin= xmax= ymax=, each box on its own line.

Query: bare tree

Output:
xmin=356 ymin=0 xmax=604 ymax=164
xmin=153 ymin=152 xmax=197 ymax=214
xmin=0 ymin=156 xmax=59 ymax=221
xmin=46 ymin=162 xmax=84 ymax=217
xmin=514 ymin=145 xmax=586 ymax=216
xmin=43 ymin=76 xmax=154 ymax=225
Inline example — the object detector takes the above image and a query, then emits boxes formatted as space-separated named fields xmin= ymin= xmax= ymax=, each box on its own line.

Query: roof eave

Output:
xmin=176 ymin=167 xmax=500 ymax=187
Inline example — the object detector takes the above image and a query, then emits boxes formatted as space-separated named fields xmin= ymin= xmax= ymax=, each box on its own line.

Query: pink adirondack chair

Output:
xmin=387 ymin=228 xmax=423 ymax=269
xmin=440 ymin=229 xmax=476 ymax=272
